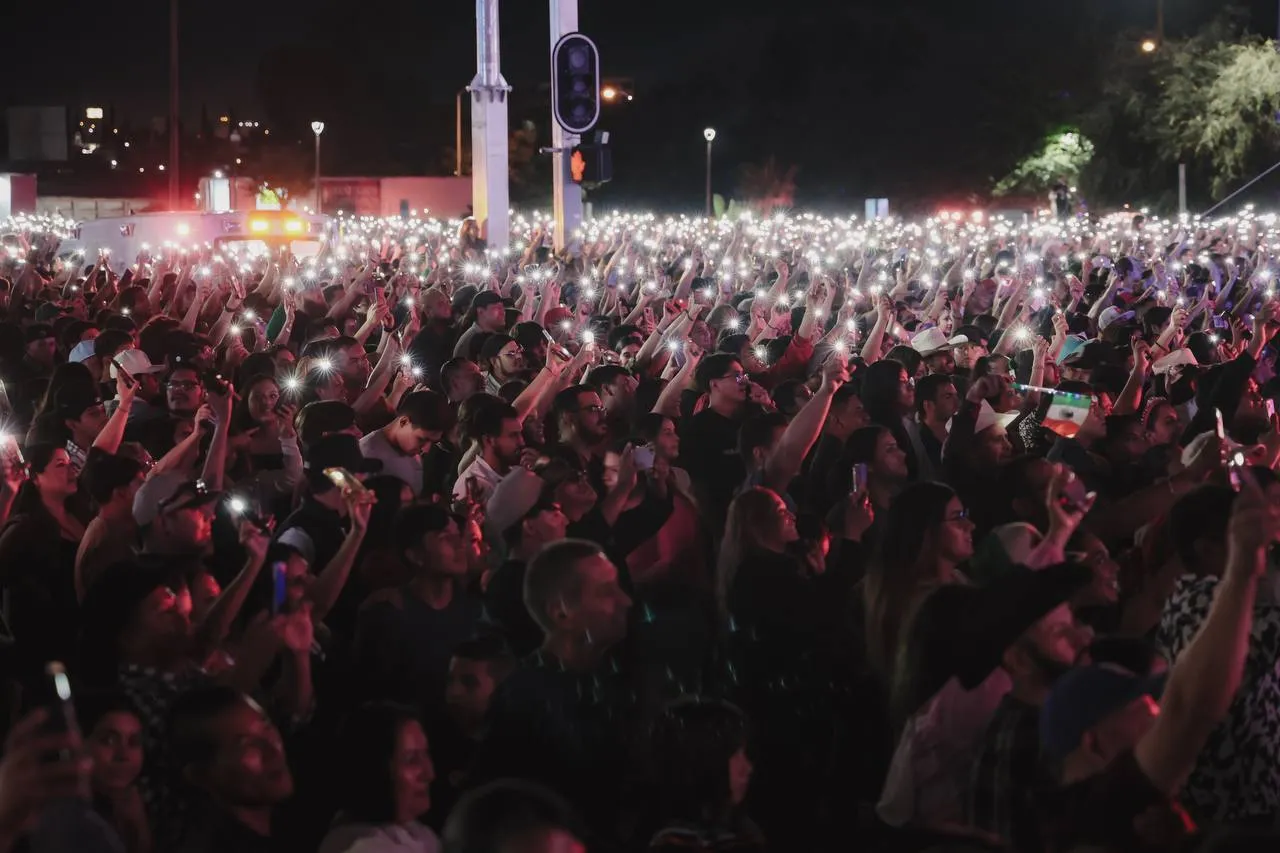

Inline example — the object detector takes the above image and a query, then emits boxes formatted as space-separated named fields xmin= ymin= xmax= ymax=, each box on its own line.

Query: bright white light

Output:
xmin=311 ymin=121 xmax=325 ymax=136
xmin=703 ymin=128 xmax=717 ymax=142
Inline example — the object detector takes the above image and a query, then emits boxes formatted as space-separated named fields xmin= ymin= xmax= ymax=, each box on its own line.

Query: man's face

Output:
xmin=420 ymin=518 xmax=468 ymax=577
xmin=604 ymin=375 xmax=639 ymax=410
xmin=392 ymin=418 xmax=441 ymax=457
xmin=492 ymin=417 xmax=525 ymax=466
xmin=564 ymin=553 xmax=632 ymax=646
xmin=525 ymin=504 xmax=569 ymax=543
xmin=157 ymin=504 xmax=214 ymax=552
xmin=27 ymin=336 xmax=56 ymax=366
xmin=166 ymin=369 xmax=205 ymax=414
xmin=445 ymin=657 xmax=499 ymax=732
xmin=570 ymin=391 xmax=608 ymax=442
xmin=493 ymin=342 xmax=525 ymax=378
xmin=70 ymin=403 xmax=109 ymax=445
xmin=709 ymin=360 xmax=748 ymax=404
xmin=956 ymin=343 xmax=986 ymax=371
xmin=478 ymin=302 xmax=506 ymax=331
xmin=342 ymin=344 xmax=371 ymax=386
xmin=1016 ymin=603 xmax=1091 ymax=684
xmin=926 ymin=351 xmax=956 ymax=376
xmin=195 ymin=699 xmax=294 ymax=808
xmin=926 ymin=381 xmax=960 ymax=422
xmin=449 ymin=361 xmax=484 ymax=400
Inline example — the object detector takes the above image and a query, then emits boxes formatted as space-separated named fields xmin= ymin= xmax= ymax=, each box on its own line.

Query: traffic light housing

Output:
xmin=551 ymin=33 xmax=601 ymax=134
xmin=570 ymin=144 xmax=612 ymax=185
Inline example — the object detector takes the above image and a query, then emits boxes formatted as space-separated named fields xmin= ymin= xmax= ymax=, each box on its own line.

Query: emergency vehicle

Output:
xmin=60 ymin=210 xmax=334 ymax=271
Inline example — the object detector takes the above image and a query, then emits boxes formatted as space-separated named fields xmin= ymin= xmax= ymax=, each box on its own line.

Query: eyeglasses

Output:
xmin=500 ymin=348 xmax=524 ymax=359
xmin=718 ymin=371 xmax=747 ymax=385
xmin=167 ymin=379 xmax=199 ymax=391
xmin=578 ymin=404 xmax=605 ymax=415
xmin=944 ymin=508 xmax=970 ymax=522
xmin=1066 ymin=550 xmax=1110 ymax=567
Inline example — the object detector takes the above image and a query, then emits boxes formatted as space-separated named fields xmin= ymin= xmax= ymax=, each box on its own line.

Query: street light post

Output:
xmin=703 ymin=128 xmax=716 ymax=218
xmin=455 ymin=88 xmax=467 ymax=176
xmin=311 ymin=121 xmax=325 ymax=213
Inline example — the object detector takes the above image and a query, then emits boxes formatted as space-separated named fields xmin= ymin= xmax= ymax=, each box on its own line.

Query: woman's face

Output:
xmin=653 ymin=418 xmax=680 ymax=461
xmin=728 ymin=747 xmax=753 ymax=808
xmin=1146 ymin=403 xmax=1180 ymax=448
xmin=35 ymin=449 xmax=78 ymax=497
xmin=391 ymin=719 xmax=435 ymax=824
xmin=247 ymin=380 xmax=280 ymax=423
xmin=87 ymin=711 xmax=144 ymax=795
xmin=896 ymin=369 xmax=915 ymax=411
xmin=935 ymin=496 xmax=975 ymax=566
xmin=601 ymin=452 xmax=621 ymax=491
xmin=768 ymin=493 xmax=798 ymax=544
xmin=872 ymin=430 xmax=910 ymax=481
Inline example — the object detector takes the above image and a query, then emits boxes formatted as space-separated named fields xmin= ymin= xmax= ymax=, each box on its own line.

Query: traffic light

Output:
xmin=551 ymin=33 xmax=601 ymax=134
xmin=569 ymin=143 xmax=612 ymax=185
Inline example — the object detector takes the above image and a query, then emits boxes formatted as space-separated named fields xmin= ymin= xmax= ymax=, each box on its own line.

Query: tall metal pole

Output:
xmin=455 ymin=90 xmax=464 ymax=176
xmin=314 ymin=134 xmax=321 ymax=211
xmin=703 ymin=128 xmax=716 ymax=218
xmin=168 ymin=0 xmax=179 ymax=210
xmin=1178 ymin=163 xmax=1187 ymax=215
xmin=550 ymin=0 xmax=583 ymax=250
xmin=1156 ymin=0 xmax=1164 ymax=42
xmin=471 ymin=0 xmax=511 ymax=249
xmin=705 ymin=140 xmax=713 ymax=217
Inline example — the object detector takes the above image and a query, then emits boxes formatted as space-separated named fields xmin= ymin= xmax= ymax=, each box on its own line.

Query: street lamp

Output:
xmin=703 ymin=128 xmax=716 ymax=218
xmin=311 ymin=121 xmax=325 ymax=212
xmin=455 ymin=88 xmax=468 ymax=176
xmin=602 ymin=85 xmax=618 ymax=101
xmin=1141 ymin=38 xmax=1157 ymax=53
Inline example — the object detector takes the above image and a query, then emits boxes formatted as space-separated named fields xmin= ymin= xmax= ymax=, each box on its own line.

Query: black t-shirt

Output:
xmin=1042 ymin=750 xmax=1196 ymax=852
xmin=484 ymin=559 xmax=543 ymax=656
xmin=678 ymin=408 xmax=744 ymax=528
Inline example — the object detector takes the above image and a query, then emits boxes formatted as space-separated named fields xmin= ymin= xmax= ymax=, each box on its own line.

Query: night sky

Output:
xmin=6 ymin=0 xmax=1280 ymax=210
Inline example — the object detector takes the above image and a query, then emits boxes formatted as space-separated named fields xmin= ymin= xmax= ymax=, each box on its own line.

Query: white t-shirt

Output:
xmin=452 ymin=456 xmax=503 ymax=505
xmin=317 ymin=820 xmax=440 ymax=853
xmin=359 ymin=429 xmax=424 ymax=496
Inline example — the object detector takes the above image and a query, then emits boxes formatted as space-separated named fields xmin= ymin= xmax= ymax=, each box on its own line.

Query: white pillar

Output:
xmin=470 ymin=0 xmax=511 ymax=250
xmin=550 ymin=0 xmax=583 ymax=252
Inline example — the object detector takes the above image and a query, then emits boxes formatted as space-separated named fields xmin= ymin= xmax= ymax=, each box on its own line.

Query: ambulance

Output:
xmin=60 ymin=210 xmax=335 ymax=272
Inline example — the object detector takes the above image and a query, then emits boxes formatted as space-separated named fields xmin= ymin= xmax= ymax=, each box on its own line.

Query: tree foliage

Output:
xmin=1079 ymin=15 xmax=1280 ymax=206
xmin=994 ymin=131 xmax=1096 ymax=196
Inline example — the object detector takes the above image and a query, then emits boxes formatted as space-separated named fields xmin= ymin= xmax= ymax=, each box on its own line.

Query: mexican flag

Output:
xmin=1043 ymin=391 xmax=1092 ymax=438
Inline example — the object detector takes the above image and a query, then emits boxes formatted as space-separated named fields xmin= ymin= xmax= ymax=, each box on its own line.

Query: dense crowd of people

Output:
xmin=1 ymin=206 xmax=1279 ymax=852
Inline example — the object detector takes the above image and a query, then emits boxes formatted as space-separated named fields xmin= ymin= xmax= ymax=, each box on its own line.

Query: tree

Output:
xmin=239 ymin=141 xmax=315 ymax=206
xmin=994 ymin=131 xmax=1095 ymax=196
xmin=1078 ymin=14 xmax=1280 ymax=206
xmin=735 ymin=157 xmax=798 ymax=213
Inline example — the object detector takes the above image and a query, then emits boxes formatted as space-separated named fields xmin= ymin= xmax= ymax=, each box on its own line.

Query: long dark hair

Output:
xmin=860 ymin=359 xmax=909 ymax=424
xmin=863 ymin=481 xmax=957 ymax=679
xmin=651 ymin=698 xmax=751 ymax=828
xmin=333 ymin=702 xmax=424 ymax=825
xmin=7 ymin=442 xmax=68 ymax=522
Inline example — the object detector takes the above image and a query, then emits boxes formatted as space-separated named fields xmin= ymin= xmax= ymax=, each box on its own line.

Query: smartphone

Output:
xmin=1267 ymin=399 xmax=1276 ymax=420
xmin=323 ymin=467 xmax=368 ymax=495
xmin=36 ymin=662 xmax=80 ymax=761
xmin=850 ymin=462 xmax=869 ymax=495
xmin=271 ymin=561 xmax=288 ymax=615
xmin=1215 ymin=407 xmax=1226 ymax=441
xmin=1229 ymin=449 xmax=1246 ymax=492
xmin=633 ymin=446 xmax=656 ymax=471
